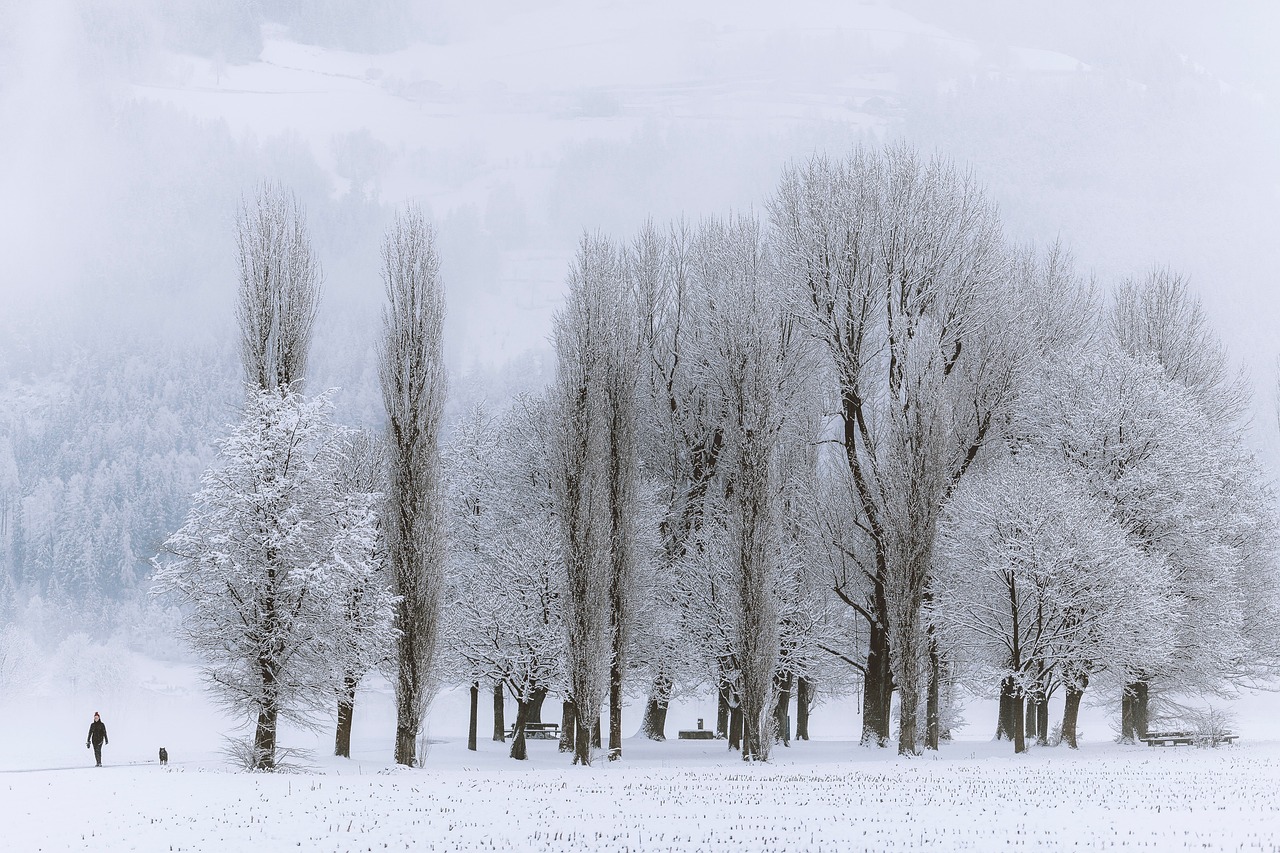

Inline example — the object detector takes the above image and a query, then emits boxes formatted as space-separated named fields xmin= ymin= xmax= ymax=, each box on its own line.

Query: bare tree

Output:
xmin=235 ymin=183 xmax=321 ymax=393
xmin=378 ymin=205 xmax=448 ymax=767
xmin=331 ymin=430 xmax=397 ymax=759
xmin=770 ymin=144 xmax=1009 ymax=754
xmin=551 ymin=233 xmax=644 ymax=765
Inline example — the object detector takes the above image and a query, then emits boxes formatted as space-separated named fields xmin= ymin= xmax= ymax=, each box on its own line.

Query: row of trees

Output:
xmin=154 ymin=186 xmax=447 ymax=770
xmin=154 ymin=144 xmax=1280 ymax=770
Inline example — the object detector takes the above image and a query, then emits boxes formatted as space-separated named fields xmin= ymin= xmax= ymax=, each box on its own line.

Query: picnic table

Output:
xmin=504 ymin=722 xmax=561 ymax=740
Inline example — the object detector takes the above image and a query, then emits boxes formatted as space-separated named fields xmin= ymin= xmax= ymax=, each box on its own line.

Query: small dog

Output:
xmin=158 ymin=747 xmax=168 ymax=766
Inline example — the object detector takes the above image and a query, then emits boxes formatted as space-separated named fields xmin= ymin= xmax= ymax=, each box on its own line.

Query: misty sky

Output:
xmin=2 ymin=0 xmax=1277 ymax=449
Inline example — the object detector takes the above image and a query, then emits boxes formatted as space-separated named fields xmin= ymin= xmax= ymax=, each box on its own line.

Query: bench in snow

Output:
xmin=1140 ymin=731 xmax=1238 ymax=746
xmin=504 ymin=722 xmax=561 ymax=740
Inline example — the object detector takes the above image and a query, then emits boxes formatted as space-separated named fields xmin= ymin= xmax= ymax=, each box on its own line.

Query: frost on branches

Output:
xmin=153 ymin=390 xmax=393 ymax=770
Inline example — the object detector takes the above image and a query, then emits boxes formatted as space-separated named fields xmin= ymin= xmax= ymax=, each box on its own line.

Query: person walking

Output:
xmin=86 ymin=712 xmax=108 ymax=767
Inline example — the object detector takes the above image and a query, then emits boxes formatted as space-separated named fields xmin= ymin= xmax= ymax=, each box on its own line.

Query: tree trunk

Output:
xmin=335 ymin=670 xmax=358 ymax=758
xmin=609 ymin=652 xmax=623 ymax=761
xmin=640 ymin=672 xmax=673 ymax=741
xmin=1012 ymin=689 xmax=1026 ymax=754
xmin=996 ymin=676 xmax=1017 ymax=741
xmin=467 ymin=682 xmax=478 ymax=752
xmin=796 ymin=677 xmax=812 ymax=741
xmin=1062 ymin=678 xmax=1087 ymax=749
xmin=492 ymin=682 xmax=505 ymax=742
xmin=1024 ymin=696 xmax=1038 ymax=744
xmin=591 ymin=715 xmax=602 ymax=749
xmin=509 ymin=699 xmax=530 ymax=761
xmin=728 ymin=702 xmax=743 ymax=751
xmin=742 ymin=708 xmax=762 ymax=762
xmin=716 ymin=683 xmax=730 ymax=739
xmin=861 ymin=610 xmax=893 ymax=747
xmin=559 ymin=700 xmax=576 ymax=753
xmin=394 ymin=724 xmax=416 ymax=768
xmin=1122 ymin=678 xmax=1150 ymax=742
xmin=253 ymin=706 xmax=278 ymax=770
xmin=573 ymin=712 xmax=592 ymax=765
xmin=773 ymin=672 xmax=792 ymax=745
xmin=1036 ymin=697 xmax=1049 ymax=747
xmin=926 ymin=641 xmax=941 ymax=751
xmin=527 ymin=687 xmax=547 ymax=724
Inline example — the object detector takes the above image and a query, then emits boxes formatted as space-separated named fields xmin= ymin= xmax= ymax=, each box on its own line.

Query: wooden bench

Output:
xmin=504 ymin=722 xmax=561 ymax=740
xmin=1140 ymin=731 xmax=1238 ymax=746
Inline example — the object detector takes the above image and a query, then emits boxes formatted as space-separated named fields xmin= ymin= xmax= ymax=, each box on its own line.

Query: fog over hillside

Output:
xmin=1 ymin=0 xmax=1277 ymax=657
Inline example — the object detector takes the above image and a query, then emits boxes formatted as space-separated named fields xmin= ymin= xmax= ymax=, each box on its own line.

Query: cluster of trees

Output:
xmin=153 ymin=186 xmax=446 ymax=770
xmin=150 ymin=144 xmax=1280 ymax=771
xmin=443 ymin=143 xmax=1279 ymax=761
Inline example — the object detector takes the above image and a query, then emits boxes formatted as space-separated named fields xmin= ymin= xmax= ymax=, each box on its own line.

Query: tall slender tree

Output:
xmin=379 ymin=205 xmax=448 ymax=767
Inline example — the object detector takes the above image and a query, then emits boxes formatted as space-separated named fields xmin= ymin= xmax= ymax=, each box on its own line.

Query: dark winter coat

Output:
xmin=87 ymin=719 xmax=108 ymax=747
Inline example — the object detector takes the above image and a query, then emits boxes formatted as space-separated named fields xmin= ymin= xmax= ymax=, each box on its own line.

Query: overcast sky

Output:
xmin=2 ymin=0 xmax=1277 ymax=446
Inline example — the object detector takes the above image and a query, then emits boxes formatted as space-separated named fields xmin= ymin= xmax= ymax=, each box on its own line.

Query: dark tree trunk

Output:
xmin=640 ymin=672 xmax=673 ymax=741
xmin=796 ymin=677 xmax=812 ymax=741
xmin=996 ymin=676 xmax=1017 ymax=741
xmin=1036 ymin=697 xmax=1049 ymax=747
xmin=729 ymin=702 xmax=743 ymax=751
xmin=1062 ymin=677 xmax=1087 ymax=749
xmin=926 ymin=641 xmax=941 ymax=751
xmin=394 ymin=724 xmax=415 ymax=768
xmin=527 ymin=687 xmax=547 ymax=724
xmin=742 ymin=708 xmax=762 ymax=762
xmin=467 ymin=682 xmax=478 ymax=752
xmin=861 ymin=606 xmax=893 ymax=747
xmin=253 ymin=706 xmax=278 ymax=770
xmin=773 ymin=672 xmax=792 ymax=745
xmin=335 ymin=670 xmax=358 ymax=758
xmin=716 ymin=683 xmax=730 ymax=739
xmin=592 ymin=715 xmax=602 ymax=749
xmin=509 ymin=699 xmax=530 ymax=760
xmin=1012 ymin=689 xmax=1026 ymax=754
xmin=559 ymin=700 xmax=576 ymax=753
xmin=492 ymin=682 xmax=505 ymax=742
xmin=609 ymin=654 xmax=623 ymax=761
xmin=1121 ymin=678 xmax=1150 ymax=742
xmin=1025 ymin=696 xmax=1038 ymax=744
xmin=573 ymin=713 xmax=592 ymax=765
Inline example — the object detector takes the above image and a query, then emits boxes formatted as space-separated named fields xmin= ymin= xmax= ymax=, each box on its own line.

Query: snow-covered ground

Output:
xmin=4 ymin=657 xmax=1280 ymax=851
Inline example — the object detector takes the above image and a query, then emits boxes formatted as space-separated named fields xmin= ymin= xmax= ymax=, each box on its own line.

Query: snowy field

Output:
xmin=4 ymin=659 xmax=1280 ymax=851
xmin=6 ymin=736 xmax=1280 ymax=851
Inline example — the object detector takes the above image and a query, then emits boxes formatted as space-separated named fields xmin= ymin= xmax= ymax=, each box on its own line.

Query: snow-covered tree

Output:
xmin=550 ymin=232 xmax=645 ymax=765
xmin=934 ymin=455 xmax=1172 ymax=752
xmin=443 ymin=398 xmax=566 ymax=761
xmin=683 ymin=214 xmax=811 ymax=762
xmin=378 ymin=205 xmax=449 ymax=767
xmin=770 ymin=143 xmax=1011 ymax=754
xmin=154 ymin=390 xmax=388 ymax=769
xmin=235 ymin=183 xmax=321 ymax=393
xmin=330 ymin=429 xmax=397 ymax=759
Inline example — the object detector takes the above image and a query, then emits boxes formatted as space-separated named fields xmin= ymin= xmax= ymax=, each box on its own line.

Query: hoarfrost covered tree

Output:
xmin=1107 ymin=268 xmax=1273 ymax=736
xmin=629 ymin=220 xmax=724 ymax=740
xmin=1016 ymin=347 xmax=1272 ymax=742
xmin=551 ymin=233 xmax=642 ymax=765
xmin=379 ymin=205 xmax=448 ymax=767
xmin=683 ymin=215 xmax=811 ymax=762
xmin=770 ymin=144 xmax=1011 ymax=754
xmin=934 ymin=456 xmax=1172 ymax=752
xmin=443 ymin=398 xmax=565 ymax=761
xmin=235 ymin=183 xmax=321 ymax=393
xmin=330 ymin=430 xmax=397 ymax=759
xmin=154 ymin=391 xmax=388 ymax=770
